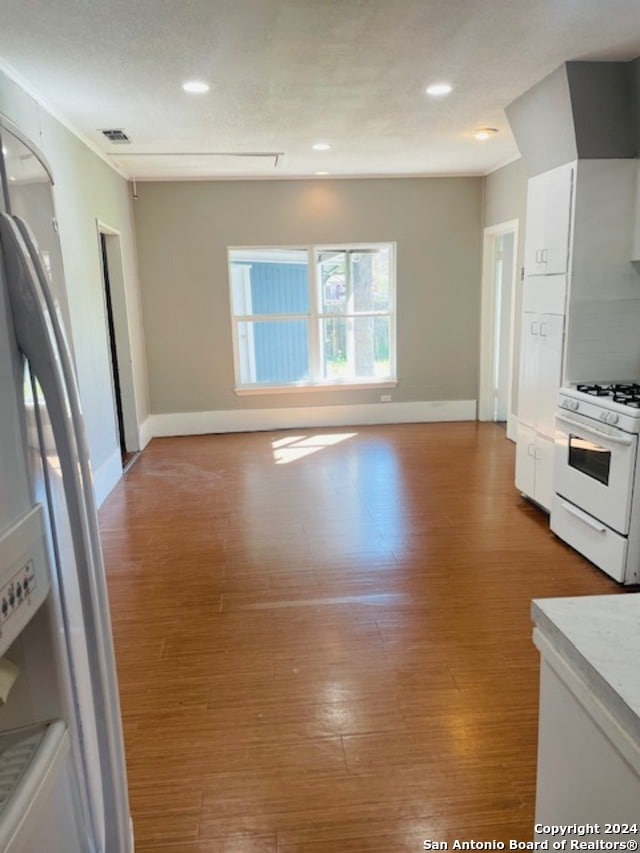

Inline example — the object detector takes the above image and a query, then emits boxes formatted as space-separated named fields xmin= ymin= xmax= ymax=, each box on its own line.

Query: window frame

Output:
xmin=228 ymin=243 xmax=397 ymax=394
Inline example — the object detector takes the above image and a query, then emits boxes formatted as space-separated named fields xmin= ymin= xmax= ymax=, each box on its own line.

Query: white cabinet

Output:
xmin=532 ymin=597 xmax=640 ymax=841
xmin=518 ymin=311 xmax=564 ymax=437
xmin=533 ymin=313 xmax=564 ymax=436
xmin=515 ymin=278 xmax=565 ymax=511
xmin=517 ymin=159 xmax=640 ymax=515
xmin=524 ymin=163 xmax=574 ymax=276
xmin=515 ymin=424 xmax=555 ymax=510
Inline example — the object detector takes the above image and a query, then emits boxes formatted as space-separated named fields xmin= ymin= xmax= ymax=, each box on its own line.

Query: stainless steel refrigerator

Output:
xmin=0 ymin=115 xmax=132 ymax=850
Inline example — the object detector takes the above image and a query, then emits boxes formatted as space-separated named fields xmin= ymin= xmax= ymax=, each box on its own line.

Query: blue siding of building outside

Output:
xmin=250 ymin=262 xmax=309 ymax=383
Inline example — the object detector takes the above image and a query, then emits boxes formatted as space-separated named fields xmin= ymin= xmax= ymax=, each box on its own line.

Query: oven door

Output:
xmin=554 ymin=410 xmax=638 ymax=535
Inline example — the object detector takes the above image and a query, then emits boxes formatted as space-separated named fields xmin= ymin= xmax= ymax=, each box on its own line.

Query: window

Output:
xmin=229 ymin=244 xmax=396 ymax=391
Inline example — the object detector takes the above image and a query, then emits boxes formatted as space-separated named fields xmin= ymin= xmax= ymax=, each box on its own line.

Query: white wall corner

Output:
xmin=148 ymin=399 xmax=477 ymax=438
xmin=506 ymin=413 xmax=518 ymax=442
xmin=92 ymin=447 xmax=123 ymax=508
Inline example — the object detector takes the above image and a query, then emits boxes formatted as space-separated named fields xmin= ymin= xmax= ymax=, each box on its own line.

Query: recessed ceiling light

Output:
xmin=182 ymin=80 xmax=210 ymax=94
xmin=426 ymin=83 xmax=452 ymax=97
xmin=474 ymin=127 xmax=498 ymax=141
xmin=315 ymin=171 xmax=329 ymax=176
xmin=312 ymin=142 xmax=331 ymax=151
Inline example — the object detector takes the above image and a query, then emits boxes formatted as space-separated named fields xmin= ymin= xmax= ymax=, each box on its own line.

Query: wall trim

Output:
xmin=507 ymin=413 xmax=518 ymax=442
xmin=147 ymin=399 xmax=477 ymax=438
xmin=138 ymin=416 xmax=154 ymax=449
xmin=93 ymin=447 xmax=123 ymax=508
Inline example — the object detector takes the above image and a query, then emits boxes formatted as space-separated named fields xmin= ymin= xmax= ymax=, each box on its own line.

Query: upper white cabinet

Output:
xmin=524 ymin=162 xmax=574 ymax=276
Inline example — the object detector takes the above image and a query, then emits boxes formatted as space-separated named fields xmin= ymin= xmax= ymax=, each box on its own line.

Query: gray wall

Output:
xmin=0 ymin=70 xmax=149 ymax=497
xmin=567 ymin=62 xmax=636 ymax=160
xmin=506 ymin=61 xmax=637 ymax=177
xmin=133 ymin=177 xmax=483 ymax=416
xmin=484 ymin=157 xmax=528 ymax=231
xmin=633 ymin=57 xmax=640 ymax=152
xmin=505 ymin=66 xmax=577 ymax=177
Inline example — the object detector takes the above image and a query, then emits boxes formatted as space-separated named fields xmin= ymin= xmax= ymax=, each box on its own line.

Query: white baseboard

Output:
xmin=149 ymin=399 xmax=477 ymax=437
xmin=92 ymin=447 xmax=123 ymax=507
xmin=138 ymin=416 xmax=153 ymax=450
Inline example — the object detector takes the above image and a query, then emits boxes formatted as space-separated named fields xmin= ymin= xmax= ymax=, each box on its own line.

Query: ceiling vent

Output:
xmin=100 ymin=129 xmax=131 ymax=144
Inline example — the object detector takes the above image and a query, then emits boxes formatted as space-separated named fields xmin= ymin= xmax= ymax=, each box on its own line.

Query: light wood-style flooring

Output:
xmin=98 ymin=423 xmax=624 ymax=852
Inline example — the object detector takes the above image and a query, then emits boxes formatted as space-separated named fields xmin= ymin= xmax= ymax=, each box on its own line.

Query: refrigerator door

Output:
xmin=0 ymin=211 xmax=131 ymax=851
xmin=0 ymin=722 xmax=86 ymax=853
xmin=0 ymin=119 xmax=73 ymax=352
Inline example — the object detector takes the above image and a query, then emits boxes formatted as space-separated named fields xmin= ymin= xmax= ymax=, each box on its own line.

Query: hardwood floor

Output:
xmin=98 ymin=422 xmax=624 ymax=852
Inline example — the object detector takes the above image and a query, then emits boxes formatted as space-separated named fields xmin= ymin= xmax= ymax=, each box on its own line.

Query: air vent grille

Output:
xmin=101 ymin=129 xmax=131 ymax=144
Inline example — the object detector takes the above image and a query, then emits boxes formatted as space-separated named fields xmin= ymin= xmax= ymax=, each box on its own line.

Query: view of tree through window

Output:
xmin=229 ymin=245 xmax=395 ymax=389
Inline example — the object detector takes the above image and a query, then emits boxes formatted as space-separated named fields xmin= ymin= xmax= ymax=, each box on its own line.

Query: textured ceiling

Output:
xmin=1 ymin=0 xmax=640 ymax=180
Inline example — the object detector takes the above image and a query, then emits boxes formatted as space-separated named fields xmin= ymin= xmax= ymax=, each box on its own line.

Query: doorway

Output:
xmin=97 ymin=224 xmax=138 ymax=469
xmin=479 ymin=220 xmax=519 ymax=438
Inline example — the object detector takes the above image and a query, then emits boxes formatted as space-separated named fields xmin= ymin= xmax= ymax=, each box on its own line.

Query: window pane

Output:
xmin=321 ymin=317 xmax=391 ymax=380
xmin=237 ymin=320 xmax=309 ymax=384
xmin=318 ymin=250 xmax=347 ymax=314
xmin=230 ymin=249 xmax=309 ymax=316
xmin=318 ymin=248 xmax=391 ymax=315
xmin=352 ymin=249 xmax=390 ymax=312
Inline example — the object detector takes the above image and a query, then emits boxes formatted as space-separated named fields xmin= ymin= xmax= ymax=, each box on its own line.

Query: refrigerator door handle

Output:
xmin=0 ymin=212 xmax=131 ymax=853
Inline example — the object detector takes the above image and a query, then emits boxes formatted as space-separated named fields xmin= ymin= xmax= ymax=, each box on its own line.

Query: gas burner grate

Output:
xmin=575 ymin=382 xmax=640 ymax=403
xmin=576 ymin=384 xmax=613 ymax=396
xmin=613 ymin=394 xmax=640 ymax=407
xmin=612 ymin=384 xmax=640 ymax=396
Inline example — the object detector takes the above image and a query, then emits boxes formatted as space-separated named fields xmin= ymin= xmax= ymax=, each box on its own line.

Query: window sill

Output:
xmin=234 ymin=380 xmax=398 ymax=396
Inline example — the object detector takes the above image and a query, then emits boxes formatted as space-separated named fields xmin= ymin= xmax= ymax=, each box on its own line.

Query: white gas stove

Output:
xmin=559 ymin=383 xmax=640 ymax=433
xmin=552 ymin=382 xmax=640 ymax=584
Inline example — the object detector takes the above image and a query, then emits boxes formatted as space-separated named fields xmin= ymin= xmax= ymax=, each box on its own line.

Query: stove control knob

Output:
xmin=599 ymin=411 xmax=608 ymax=421
xmin=560 ymin=399 xmax=569 ymax=409
xmin=607 ymin=413 xmax=619 ymax=425
xmin=570 ymin=400 xmax=580 ymax=412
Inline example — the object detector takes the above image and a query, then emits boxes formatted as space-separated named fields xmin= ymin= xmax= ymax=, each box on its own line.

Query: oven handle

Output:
xmin=556 ymin=413 xmax=634 ymax=447
xmin=560 ymin=500 xmax=607 ymax=534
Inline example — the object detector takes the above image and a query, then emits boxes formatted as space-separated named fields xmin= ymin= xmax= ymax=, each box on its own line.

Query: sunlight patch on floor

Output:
xmin=272 ymin=432 xmax=358 ymax=464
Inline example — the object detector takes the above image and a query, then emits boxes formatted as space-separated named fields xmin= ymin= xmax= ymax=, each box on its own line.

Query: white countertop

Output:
xmin=532 ymin=593 xmax=640 ymax=746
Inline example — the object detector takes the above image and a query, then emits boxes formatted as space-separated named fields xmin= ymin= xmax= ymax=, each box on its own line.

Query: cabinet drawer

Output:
xmin=550 ymin=494 xmax=627 ymax=582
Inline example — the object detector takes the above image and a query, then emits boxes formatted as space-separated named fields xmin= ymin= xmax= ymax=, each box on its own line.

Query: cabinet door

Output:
xmin=533 ymin=434 xmax=554 ymax=511
xmin=535 ymin=313 xmax=564 ymax=438
xmin=525 ymin=174 xmax=547 ymax=276
xmin=515 ymin=422 xmax=537 ymax=498
xmin=543 ymin=164 xmax=574 ymax=275
xmin=518 ymin=311 xmax=540 ymax=429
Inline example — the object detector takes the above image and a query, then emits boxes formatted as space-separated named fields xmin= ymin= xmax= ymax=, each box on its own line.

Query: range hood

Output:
xmin=505 ymin=59 xmax=640 ymax=176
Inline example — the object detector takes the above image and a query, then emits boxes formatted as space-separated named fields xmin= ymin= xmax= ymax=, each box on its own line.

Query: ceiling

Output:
xmin=1 ymin=0 xmax=640 ymax=181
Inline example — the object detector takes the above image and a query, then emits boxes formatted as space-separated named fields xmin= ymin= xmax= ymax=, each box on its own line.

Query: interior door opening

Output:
xmin=492 ymin=232 xmax=514 ymax=422
xmin=99 ymin=232 xmax=133 ymax=469
xmin=479 ymin=220 xmax=519 ymax=438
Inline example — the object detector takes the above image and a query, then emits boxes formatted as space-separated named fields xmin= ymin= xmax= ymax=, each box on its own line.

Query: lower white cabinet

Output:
xmin=515 ymin=424 xmax=554 ymax=511
xmin=532 ymin=597 xmax=640 ymax=841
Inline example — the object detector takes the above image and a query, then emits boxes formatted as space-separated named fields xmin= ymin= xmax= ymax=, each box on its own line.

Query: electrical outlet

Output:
xmin=380 ymin=394 xmax=392 ymax=402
